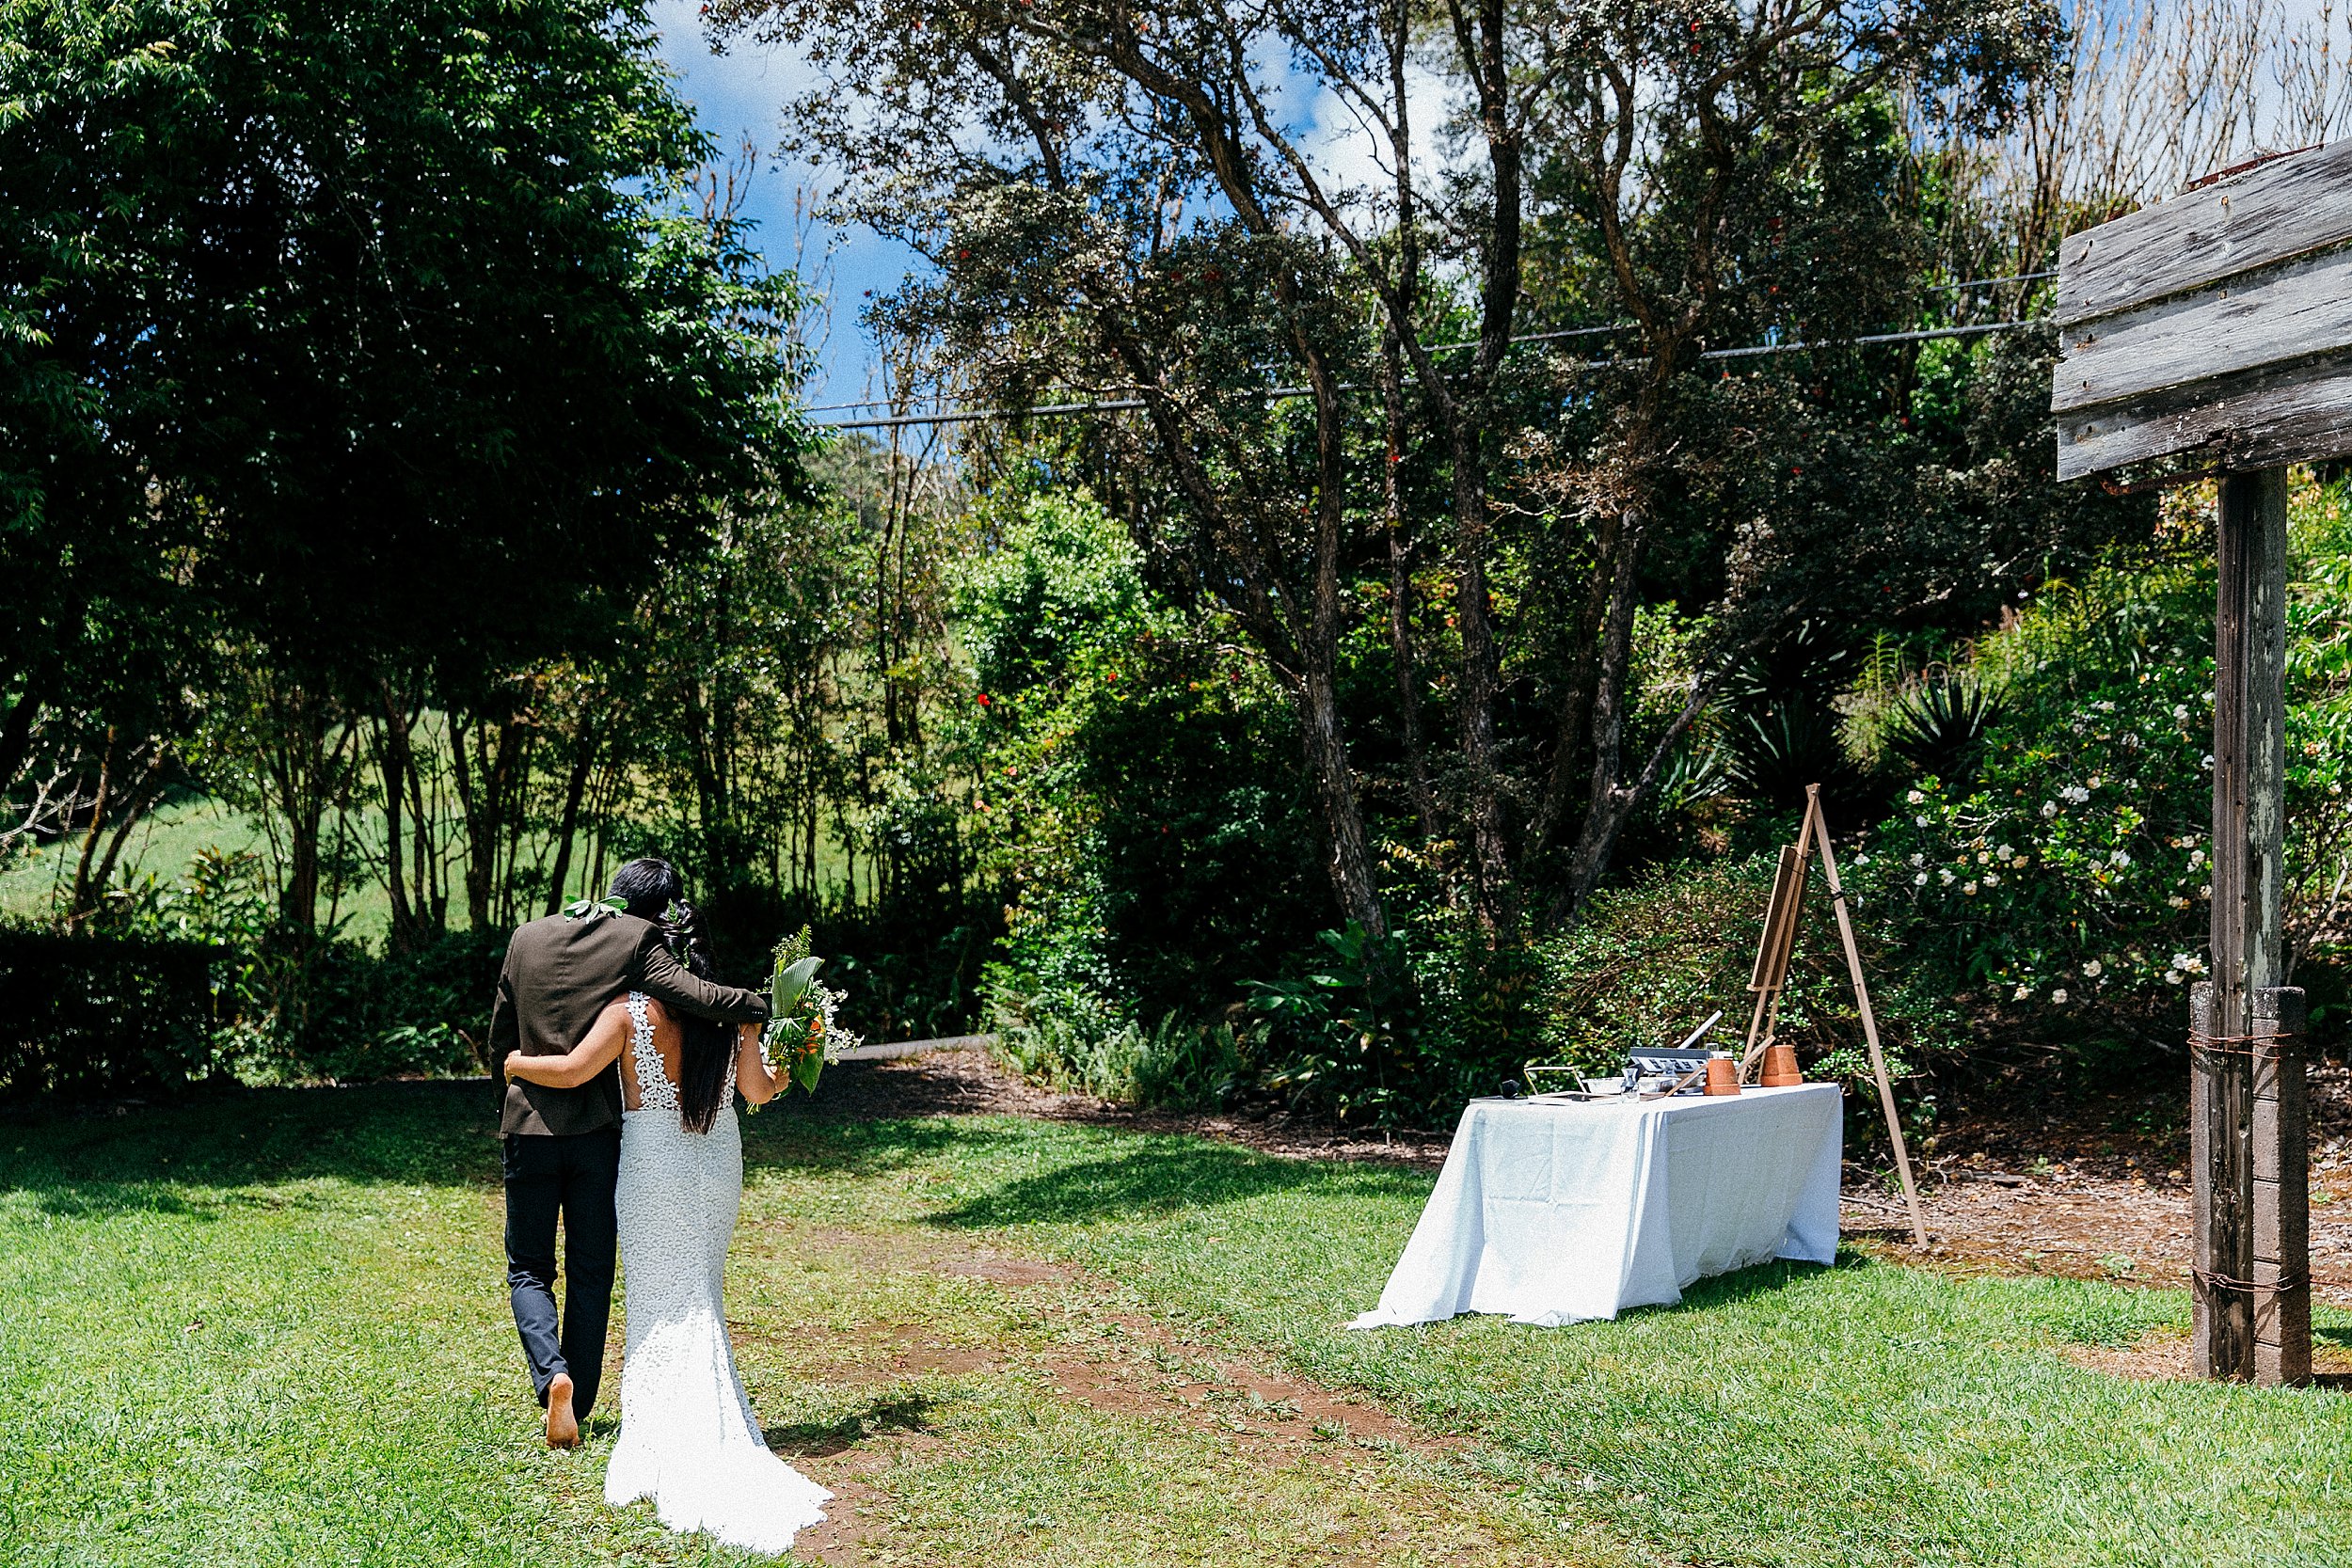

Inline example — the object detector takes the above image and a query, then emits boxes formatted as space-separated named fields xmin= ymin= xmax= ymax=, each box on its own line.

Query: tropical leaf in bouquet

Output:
xmin=791 ymin=1049 xmax=824 ymax=1095
xmin=771 ymin=955 xmax=823 ymax=1019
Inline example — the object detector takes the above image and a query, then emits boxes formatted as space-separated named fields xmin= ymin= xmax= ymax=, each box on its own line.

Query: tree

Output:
xmin=1 ymin=0 xmax=815 ymax=934
xmin=712 ymin=0 xmax=2074 ymax=941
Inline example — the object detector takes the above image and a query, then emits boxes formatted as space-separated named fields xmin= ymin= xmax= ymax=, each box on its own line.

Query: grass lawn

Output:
xmin=4 ymin=1082 xmax=2348 ymax=1566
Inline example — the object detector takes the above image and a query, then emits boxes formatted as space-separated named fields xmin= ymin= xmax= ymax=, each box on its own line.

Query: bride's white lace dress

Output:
xmin=606 ymin=992 xmax=830 ymax=1553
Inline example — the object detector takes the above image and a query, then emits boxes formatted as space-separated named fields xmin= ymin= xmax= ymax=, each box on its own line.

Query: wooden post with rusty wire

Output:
xmin=2053 ymin=144 xmax=2347 ymax=1387
xmin=2192 ymin=467 xmax=2307 ymax=1386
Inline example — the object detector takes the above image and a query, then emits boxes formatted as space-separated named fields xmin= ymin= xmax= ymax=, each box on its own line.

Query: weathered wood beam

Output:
xmin=2196 ymin=467 xmax=2297 ymax=1383
xmin=2055 ymin=245 xmax=2352 ymax=415
xmin=2057 ymin=348 xmax=2352 ymax=480
xmin=2056 ymin=140 xmax=2349 ymax=325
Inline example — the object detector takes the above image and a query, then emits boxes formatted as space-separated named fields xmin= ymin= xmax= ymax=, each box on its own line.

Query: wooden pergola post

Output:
xmin=2052 ymin=143 xmax=2345 ymax=1386
xmin=2195 ymin=468 xmax=2308 ymax=1385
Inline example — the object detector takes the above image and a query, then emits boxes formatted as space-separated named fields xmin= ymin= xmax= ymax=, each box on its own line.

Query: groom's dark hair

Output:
xmin=608 ymin=858 xmax=685 ymax=923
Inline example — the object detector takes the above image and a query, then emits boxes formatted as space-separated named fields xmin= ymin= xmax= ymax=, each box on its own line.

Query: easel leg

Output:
xmin=1808 ymin=787 xmax=1928 ymax=1249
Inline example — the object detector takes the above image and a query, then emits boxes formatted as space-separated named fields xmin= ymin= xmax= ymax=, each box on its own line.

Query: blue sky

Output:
xmin=646 ymin=0 xmax=919 ymax=405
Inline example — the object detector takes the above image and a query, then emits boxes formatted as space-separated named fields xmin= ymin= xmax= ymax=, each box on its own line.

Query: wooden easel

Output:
xmin=1738 ymin=784 xmax=1928 ymax=1248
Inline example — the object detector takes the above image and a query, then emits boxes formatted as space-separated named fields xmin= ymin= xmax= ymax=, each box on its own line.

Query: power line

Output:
xmin=816 ymin=315 xmax=2044 ymax=431
xmin=1931 ymin=269 xmax=2056 ymax=293
xmin=806 ymin=270 xmax=2061 ymax=417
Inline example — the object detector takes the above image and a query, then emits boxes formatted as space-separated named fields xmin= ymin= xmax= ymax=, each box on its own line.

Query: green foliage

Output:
xmin=988 ymin=986 xmax=1247 ymax=1113
xmin=85 ymin=847 xmax=498 ymax=1083
xmin=967 ymin=487 xmax=1327 ymax=1072
xmin=1854 ymin=495 xmax=2344 ymax=1026
xmin=1249 ymin=924 xmax=1431 ymax=1125
xmin=1531 ymin=852 xmax=1947 ymax=1095
xmin=0 ymin=927 xmax=218 ymax=1100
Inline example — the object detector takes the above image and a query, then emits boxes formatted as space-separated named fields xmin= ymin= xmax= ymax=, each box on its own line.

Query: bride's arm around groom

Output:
xmin=505 ymin=998 xmax=783 ymax=1108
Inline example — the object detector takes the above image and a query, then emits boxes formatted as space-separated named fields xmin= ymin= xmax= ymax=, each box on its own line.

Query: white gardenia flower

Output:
xmin=1915 ymin=815 xmax=1931 ymax=828
xmin=1909 ymin=853 xmax=1924 ymax=867
xmin=2013 ymin=986 xmax=2031 ymax=1001
xmin=2095 ymin=701 xmax=2115 ymax=712
xmin=2052 ymin=989 xmax=2069 ymax=1004
xmin=2059 ymin=785 xmax=2090 ymax=804
xmin=1963 ymin=881 xmax=1979 ymax=895
xmin=2087 ymin=776 xmax=2103 ymax=790
xmin=2165 ymin=970 xmax=2185 ymax=984
xmin=1996 ymin=844 xmax=2014 ymax=860
xmin=2109 ymin=849 xmax=2131 ymax=867
xmin=2083 ymin=959 xmax=2104 ymax=977
xmin=2172 ymin=704 xmax=2190 ymax=721
xmin=1906 ymin=788 xmax=1925 ymax=805
xmin=1977 ymin=851 xmax=1991 ymax=864
xmin=1915 ymin=873 xmax=1930 ymax=887
xmin=2041 ymin=801 xmax=2058 ymax=818
xmin=1982 ymin=872 xmax=2000 ymax=887
xmin=1939 ymin=868 xmax=1956 ymax=885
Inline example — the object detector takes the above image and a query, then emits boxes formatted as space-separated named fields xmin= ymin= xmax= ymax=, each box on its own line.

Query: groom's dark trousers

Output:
xmin=490 ymin=911 xmax=770 ymax=1420
xmin=503 ymin=1127 xmax=621 ymax=1417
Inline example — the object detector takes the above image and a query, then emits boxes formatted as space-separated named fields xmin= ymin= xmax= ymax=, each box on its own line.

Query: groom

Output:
xmin=487 ymin=857 xmax=771 ymax=1448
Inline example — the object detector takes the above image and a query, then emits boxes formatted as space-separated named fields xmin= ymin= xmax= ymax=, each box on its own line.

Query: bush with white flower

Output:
xmin=1856 ymin=498 xmax=2352 ymax=1021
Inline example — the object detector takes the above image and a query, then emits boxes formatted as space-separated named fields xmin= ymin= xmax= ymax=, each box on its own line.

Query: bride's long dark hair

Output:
xmin=659 ymin=900 xmax=738 ymax=1134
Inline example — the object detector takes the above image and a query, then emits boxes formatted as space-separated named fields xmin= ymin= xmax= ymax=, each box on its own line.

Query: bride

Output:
xmin=503 ymin=910 xmax=830 ymax=1555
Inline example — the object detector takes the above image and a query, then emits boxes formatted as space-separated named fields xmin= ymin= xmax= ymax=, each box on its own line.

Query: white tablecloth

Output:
xmin=1349 ymin=1083 xmax=1844 ymax=1329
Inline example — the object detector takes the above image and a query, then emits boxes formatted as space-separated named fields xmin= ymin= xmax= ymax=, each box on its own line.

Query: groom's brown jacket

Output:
xmin=489 ymin=911 xmax=771 ymax=1136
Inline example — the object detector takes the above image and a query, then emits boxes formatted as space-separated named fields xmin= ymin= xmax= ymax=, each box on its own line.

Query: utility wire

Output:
xmin=817 ymin=315 xmax=2043 ymax=432
xmin=803 ymin=268 xmax=2058 ymax=416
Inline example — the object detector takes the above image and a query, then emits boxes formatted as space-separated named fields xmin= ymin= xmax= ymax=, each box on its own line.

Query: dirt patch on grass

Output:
xmin=2061 ymin=1330 xmax=2196 ymax=1381
xmin=782 ymin=1047 xmax=1455 ymax=1167
xmin=745 ymin=1220 xmax=1536 ymax=1566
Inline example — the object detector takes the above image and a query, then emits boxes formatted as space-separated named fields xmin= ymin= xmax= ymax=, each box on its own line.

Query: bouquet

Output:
xmin=761 ymin=927 xmax=860 ymax=1095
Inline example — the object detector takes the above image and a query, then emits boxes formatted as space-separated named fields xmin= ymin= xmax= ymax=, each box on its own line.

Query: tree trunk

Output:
xmin=1295 ymin=658 xmax=1384 ymax=935
xmin=66 ymin=725 xmax=119 ymax=927
xmin=1557 ymin=506 xmax=1650 ymax=918
xmin=449 ymin=719 xmax=484 ymax=930
xmin=374 ymin=692 xmax=420 ymax=948
xmin=544 ymin=720 xmax=597 ymax=916
xmin=86 ymin=743 xmax=166 ymax=918
xmin=1448 ymin=432 xmax=1511 ymax=934
xmin=1379 ymin=328 xmax=1440 ymax=845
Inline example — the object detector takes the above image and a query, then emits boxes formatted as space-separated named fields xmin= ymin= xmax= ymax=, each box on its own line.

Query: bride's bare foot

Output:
xmin=545 ymin=1372 xmax=580 ymax=1449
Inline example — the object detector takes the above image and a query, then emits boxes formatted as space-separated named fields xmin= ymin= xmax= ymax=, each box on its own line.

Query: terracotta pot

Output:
xmin=1761 ymin=1043 xmax=1804 ymax=1086
xmin=1703 ymin=1055 xmax=1741 ymax=1096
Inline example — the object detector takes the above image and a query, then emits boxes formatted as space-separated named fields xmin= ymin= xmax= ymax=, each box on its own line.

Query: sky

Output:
xmin=645 ymin=0 xmax=920 ymax=408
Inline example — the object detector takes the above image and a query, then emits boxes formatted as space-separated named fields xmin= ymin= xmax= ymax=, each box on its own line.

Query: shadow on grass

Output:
xmin=0 ymin=1080 xmax=498 ymax=1216
xmin=741 ymin=1111 xmax=1005 ymax=1181
xmin=923 ymin=1135 xmax=1426 ymax=1230
xmin=766 ymin=1392 xmax=934 ymax=1458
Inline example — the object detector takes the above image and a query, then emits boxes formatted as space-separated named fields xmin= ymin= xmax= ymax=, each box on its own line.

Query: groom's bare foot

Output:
xmin=545 ymin=1373 xmax=580 ymax=1449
